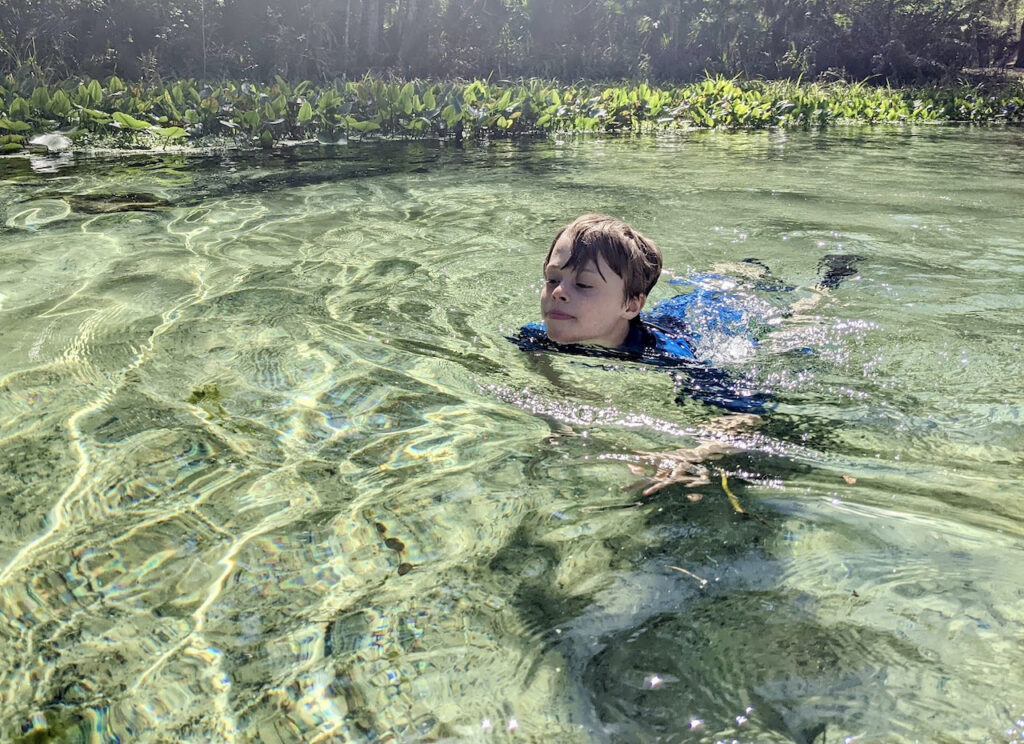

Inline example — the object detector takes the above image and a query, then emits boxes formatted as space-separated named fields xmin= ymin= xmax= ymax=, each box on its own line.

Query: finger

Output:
xmin=642 ymin=480 xmax=671 ymax=497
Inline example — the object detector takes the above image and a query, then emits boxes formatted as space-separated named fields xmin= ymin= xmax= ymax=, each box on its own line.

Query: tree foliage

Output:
xmin=0 ymin=0 xmax=1021 ymax=83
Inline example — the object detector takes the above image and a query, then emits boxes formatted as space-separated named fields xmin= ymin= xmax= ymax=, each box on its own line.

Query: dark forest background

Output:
xmin=2 ymin=0 xmax=1023 ymax=83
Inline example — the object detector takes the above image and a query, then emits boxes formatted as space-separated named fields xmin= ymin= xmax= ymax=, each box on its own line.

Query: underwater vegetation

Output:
xmin=2 ymin=74 xmax=1023 ymax=153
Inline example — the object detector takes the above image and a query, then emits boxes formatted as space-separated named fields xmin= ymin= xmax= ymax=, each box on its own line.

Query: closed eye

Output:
xmin=576 ymin=282 xmax=592 ymax=289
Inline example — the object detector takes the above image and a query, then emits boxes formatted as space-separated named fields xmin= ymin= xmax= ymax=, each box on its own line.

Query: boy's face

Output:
xmin=541 ymin=234 xmax=644 ymax=347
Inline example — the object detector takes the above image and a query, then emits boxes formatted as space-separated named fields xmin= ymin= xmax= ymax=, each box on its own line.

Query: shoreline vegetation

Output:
xmin=2 ymin=74 xmax=1024 ymax=155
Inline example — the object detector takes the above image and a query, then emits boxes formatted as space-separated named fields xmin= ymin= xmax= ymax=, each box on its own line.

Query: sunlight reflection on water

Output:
xmin=0 ymin=129 xmax=1022 ymax=743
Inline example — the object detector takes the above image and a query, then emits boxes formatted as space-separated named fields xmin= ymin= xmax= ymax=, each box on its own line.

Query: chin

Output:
xmin=546 ymin=331 xmax=574 ymax=345
xmin=543 ymin=323 xmax=575 ymax=345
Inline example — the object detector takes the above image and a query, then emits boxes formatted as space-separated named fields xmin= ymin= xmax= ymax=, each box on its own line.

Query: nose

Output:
xmin=551 ymin=281 xmax=568 ymax=301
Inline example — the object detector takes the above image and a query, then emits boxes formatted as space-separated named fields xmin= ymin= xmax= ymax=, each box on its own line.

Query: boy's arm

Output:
xmin=632 ymin=413 xmax=761 ymax=496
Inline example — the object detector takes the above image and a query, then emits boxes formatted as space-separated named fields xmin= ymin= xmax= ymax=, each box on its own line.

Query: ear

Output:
xmin=622 ymin=293 xmax=646 ymax=320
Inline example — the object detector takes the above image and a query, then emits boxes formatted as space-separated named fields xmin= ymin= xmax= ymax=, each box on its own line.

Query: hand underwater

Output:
xmin=631 ymin=413 xmax=762 ymax=496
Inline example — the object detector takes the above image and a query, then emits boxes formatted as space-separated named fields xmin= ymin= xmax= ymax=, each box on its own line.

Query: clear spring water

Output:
xmin=0 ymin=128 xmax=1022 ymax=744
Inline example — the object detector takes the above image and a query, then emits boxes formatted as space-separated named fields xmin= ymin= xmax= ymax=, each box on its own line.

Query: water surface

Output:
xmin=1 ymin=128 xmax=1022 ymax=744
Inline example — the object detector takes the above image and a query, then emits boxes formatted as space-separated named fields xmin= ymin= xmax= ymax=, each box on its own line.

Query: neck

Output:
xmin=597 ymin=318 xmax=633 ymax=348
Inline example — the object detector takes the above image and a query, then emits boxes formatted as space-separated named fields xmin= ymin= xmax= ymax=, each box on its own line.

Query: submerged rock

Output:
xmin=29 ymin=133 xmax=73 ymax=152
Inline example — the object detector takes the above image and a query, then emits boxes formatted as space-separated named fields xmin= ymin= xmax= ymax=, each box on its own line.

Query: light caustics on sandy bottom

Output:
xmin=0 ymin=130 xmax=1023 ymax=744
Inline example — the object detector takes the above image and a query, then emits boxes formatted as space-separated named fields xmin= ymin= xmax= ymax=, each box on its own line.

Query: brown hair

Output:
xmin=544 ymin=214 xmax=663 ymax=301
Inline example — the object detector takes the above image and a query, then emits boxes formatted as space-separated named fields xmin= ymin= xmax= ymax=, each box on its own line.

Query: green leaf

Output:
xmin=77 ymin=106 xmax=111 ymax=123
xmin=112 ymin=111 xmax=151 ymax=130
xmin=9 ymin=96 xmax=31 ymax=120
xmin=440 ymin=104 xmax=461 ymax=126
xmin=152 ymin=126 xmax=187 ymax=140
xmin=162 ymin=91 xmax=182 ymax=122
xmin=171 ymin=83 xmax=186 ymax=109
xmin=1 ymin=142 xmax=23 ymax=153
xmin=108 ymin=75 xmax=125 ymax=93
xmin=87 ymin=79 xmax=103 ymax=107
xmin=348 ymin=119 xmax=380 ymax=133
xmin=297 ymin=101 xmax=314 ymax=124
xmin=50 ymin=89 xmax=72 ymax=118
xmin=29 ymin=86 xmax=50 ymax=112
xmin=0 ymin=118 xmax=32 ymax=131
xmin=240 ymin=111 xmax=261 ymax=132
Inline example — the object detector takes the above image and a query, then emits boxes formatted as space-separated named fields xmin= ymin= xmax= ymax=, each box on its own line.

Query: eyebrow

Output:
xmin=547 ymin=261 xmax=605 ymax=278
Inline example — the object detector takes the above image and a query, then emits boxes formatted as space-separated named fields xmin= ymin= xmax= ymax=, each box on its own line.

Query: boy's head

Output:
xmin=541 ymin=214 xmax=663 ymax=347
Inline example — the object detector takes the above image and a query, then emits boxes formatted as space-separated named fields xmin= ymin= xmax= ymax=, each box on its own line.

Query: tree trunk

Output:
xmin=398 ymin=0 xmax=424 ymax=73
xmin=343 ymin=0 xmax=352 ymax=73
xmin=1016 ymin=19 xmax=1024 ymax=68
xmin=364 ymin=0 xmax=380 ymax=66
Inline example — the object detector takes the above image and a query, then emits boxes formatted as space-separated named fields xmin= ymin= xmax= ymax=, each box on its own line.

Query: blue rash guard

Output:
xmin=512 ymin=273 xmax=773 ymax=413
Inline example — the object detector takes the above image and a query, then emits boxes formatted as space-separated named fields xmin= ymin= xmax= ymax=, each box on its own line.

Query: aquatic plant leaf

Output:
xmin=48 ymin=89 xmax=72 ymax=117
xmin=112 ymin=112 xmax=151 ymax=130
xmin=9 ymin=96 xmax=31 ymax=120
xmin=297 ymin=101 xmax=314 ymax=123
xmin=0 ymin=118 xmax=32 ymax=131
xmin=348 ymin=119 xmax=380 ymax=133
xmin=29 ymin=86 xmax=50 ymax=111
xmin=152 ymin=126 xmax=187 ymax=140
xmin=87 ymin=78 xmax=103 ymax=106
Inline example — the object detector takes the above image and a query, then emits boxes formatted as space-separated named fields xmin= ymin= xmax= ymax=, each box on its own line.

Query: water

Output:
xmin=0 ymin=128 xmax=1021 ymax=744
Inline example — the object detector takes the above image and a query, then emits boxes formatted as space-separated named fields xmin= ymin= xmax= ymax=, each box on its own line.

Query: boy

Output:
xmin=513 ymin=214 xmax=860 ymax=495
xmin=518 ymin=213 xmax=697 ymax=362
xmin=512 ymin=214 xmax=776 ymax=495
